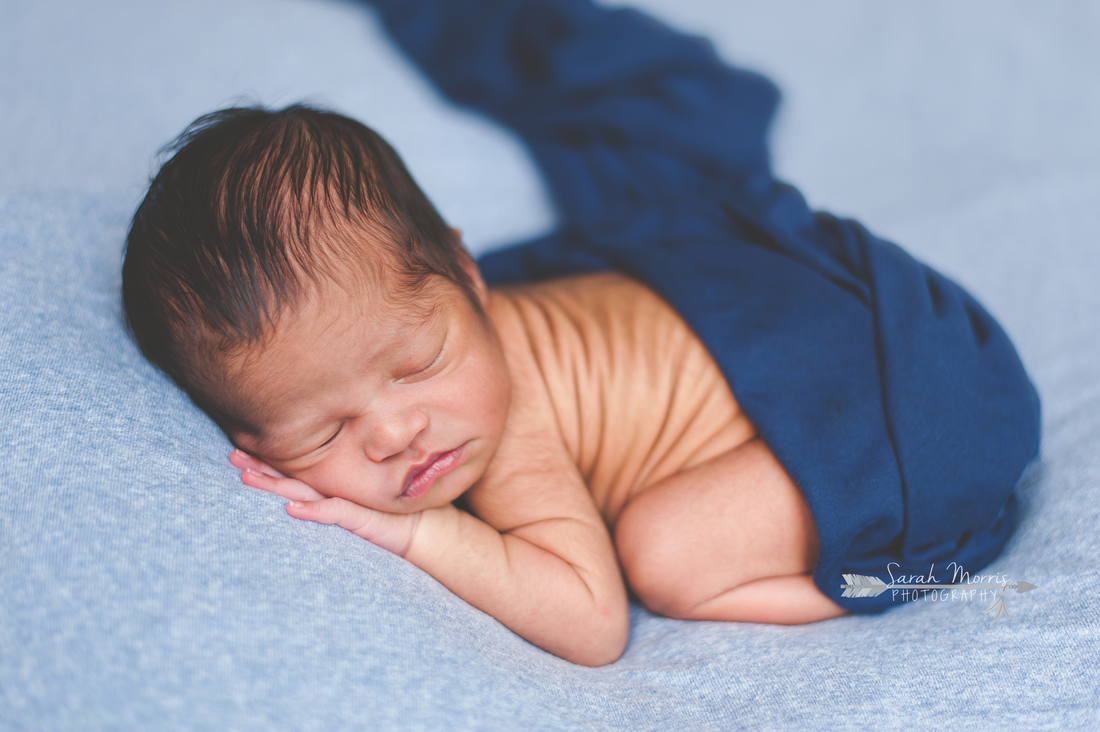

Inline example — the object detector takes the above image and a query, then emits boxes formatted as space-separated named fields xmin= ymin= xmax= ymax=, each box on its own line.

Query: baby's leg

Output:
xmin=614 ymin=437 xmax=848 ymax=624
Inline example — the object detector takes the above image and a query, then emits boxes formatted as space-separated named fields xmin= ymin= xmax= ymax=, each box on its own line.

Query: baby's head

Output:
xmin=123 ymin=105 xmax=511 ymax=511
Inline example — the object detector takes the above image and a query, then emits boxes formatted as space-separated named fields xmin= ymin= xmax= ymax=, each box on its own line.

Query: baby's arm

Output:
xmin=407 ymin=451 xmax=629 ymax=668
xmin=234 ymin=419 xmax=629 ymax=667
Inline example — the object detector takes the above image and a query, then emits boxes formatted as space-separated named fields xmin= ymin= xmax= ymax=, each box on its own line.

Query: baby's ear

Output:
xmin=452 ymin=229 xmax=489 ymax=309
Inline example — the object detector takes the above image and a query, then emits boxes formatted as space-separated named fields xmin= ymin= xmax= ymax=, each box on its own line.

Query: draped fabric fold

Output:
xmin=370 ymin=0 xmax=1041 ymax=613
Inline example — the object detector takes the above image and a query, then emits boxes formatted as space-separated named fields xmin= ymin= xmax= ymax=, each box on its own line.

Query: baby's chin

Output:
xmin=405 ymin=460 xmax=482 ymax=513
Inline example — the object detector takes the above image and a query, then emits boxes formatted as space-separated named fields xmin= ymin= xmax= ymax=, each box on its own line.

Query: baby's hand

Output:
xmin=229 ymin=449 xmax=421 ymax=557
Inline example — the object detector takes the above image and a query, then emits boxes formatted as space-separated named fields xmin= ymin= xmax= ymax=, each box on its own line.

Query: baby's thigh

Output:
xmin=614 ymin=437 xmax=820 ymax=617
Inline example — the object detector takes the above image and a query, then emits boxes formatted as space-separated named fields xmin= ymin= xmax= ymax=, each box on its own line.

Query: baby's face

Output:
xmin=227 ymin=268 xmax=510 ymax=514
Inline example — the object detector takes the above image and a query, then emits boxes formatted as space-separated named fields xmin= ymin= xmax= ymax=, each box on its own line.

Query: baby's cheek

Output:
xmin=309 ymin=457 xmax=398 ymax=511
xmin=282 ymin=461 xmax=339 ymax=500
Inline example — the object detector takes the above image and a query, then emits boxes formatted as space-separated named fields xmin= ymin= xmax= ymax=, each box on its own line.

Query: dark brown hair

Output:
xmin=122 ymin=104 xmax=476 ymax=433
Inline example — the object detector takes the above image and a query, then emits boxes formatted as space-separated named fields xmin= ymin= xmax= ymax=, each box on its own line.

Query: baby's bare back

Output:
xmin=480 ymin=273 xmax=846 ymax=628
xmin=486 ymin=272 xmax=757 ymax=528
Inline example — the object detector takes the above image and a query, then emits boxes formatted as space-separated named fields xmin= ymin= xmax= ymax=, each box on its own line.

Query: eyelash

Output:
xmin=302 ymin=423 xmax=344 ymax=456
xmin=318 ymin=427 xmax=342 ymax=448
xmin=403 ymin=345 xmax=445 ymax=380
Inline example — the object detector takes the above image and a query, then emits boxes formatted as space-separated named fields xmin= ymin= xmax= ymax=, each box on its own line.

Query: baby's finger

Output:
xmin=288 ymin=497 xmax=369 ymax=533
xmin=287 ymin=497 xmax=419 ymax=556
xmin=241 ymin=468 xmax=327 ymax=502
xmin=230 ymin=449 xmax=287 ymax=479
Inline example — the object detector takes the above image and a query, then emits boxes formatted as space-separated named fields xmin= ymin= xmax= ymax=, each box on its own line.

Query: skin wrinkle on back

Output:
xmin=496 ymin=272 xmax=758 ymax=529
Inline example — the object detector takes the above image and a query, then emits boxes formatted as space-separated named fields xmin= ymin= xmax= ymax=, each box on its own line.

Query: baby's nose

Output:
xmin=363 ymin=408 xmax=429 ymax=463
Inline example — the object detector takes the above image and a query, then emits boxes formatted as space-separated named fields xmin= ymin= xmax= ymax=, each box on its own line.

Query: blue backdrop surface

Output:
xmin=2 ymin=0 xmax=1098 ymax=729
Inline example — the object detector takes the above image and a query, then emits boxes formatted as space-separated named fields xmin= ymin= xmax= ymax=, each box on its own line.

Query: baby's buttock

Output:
xmin=492 ymin=272 xmax=758 ymax=528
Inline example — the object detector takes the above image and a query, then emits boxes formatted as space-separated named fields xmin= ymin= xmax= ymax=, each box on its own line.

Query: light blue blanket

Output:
xmin=2 ymin=1 xmax=1098 ymax=729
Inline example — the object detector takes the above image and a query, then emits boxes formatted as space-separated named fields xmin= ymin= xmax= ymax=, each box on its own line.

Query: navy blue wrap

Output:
xmin=370 ymin=0 xmax=1042 ymax=613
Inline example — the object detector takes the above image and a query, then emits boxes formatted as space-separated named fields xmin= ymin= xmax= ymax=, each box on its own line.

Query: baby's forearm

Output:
xmin=405 ymin=503 xmax=629 ymax=667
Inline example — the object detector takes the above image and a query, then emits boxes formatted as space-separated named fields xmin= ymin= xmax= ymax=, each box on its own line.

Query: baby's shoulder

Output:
xmin=486 ymin=271 xmax=749 ymax=523
xmin=484 ymin=271 xmax=681 ymax=464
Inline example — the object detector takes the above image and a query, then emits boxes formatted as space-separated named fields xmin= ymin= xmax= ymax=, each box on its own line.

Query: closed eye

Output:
xmin=399 ymin=343 xmax=446 ymax=382
xmin=317 ymin=425 xmax=342 ymax=449
xmin=301 ymin=423 xmax=344 ymax=456
xmin=262 ymin=423 xmax=343 ymax=465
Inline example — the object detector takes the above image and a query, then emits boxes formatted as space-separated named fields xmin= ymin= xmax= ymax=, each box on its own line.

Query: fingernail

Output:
xmin=288 ymin=501 xmax=303 ymax=509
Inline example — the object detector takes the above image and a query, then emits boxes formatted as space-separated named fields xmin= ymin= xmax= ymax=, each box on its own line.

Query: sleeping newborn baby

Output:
xmin=122 ymin=106 xmax=847 ymax=667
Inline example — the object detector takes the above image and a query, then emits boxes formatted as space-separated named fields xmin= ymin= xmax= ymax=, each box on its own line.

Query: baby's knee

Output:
xmin=614 ymin=498 xmax=714 ymax=618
